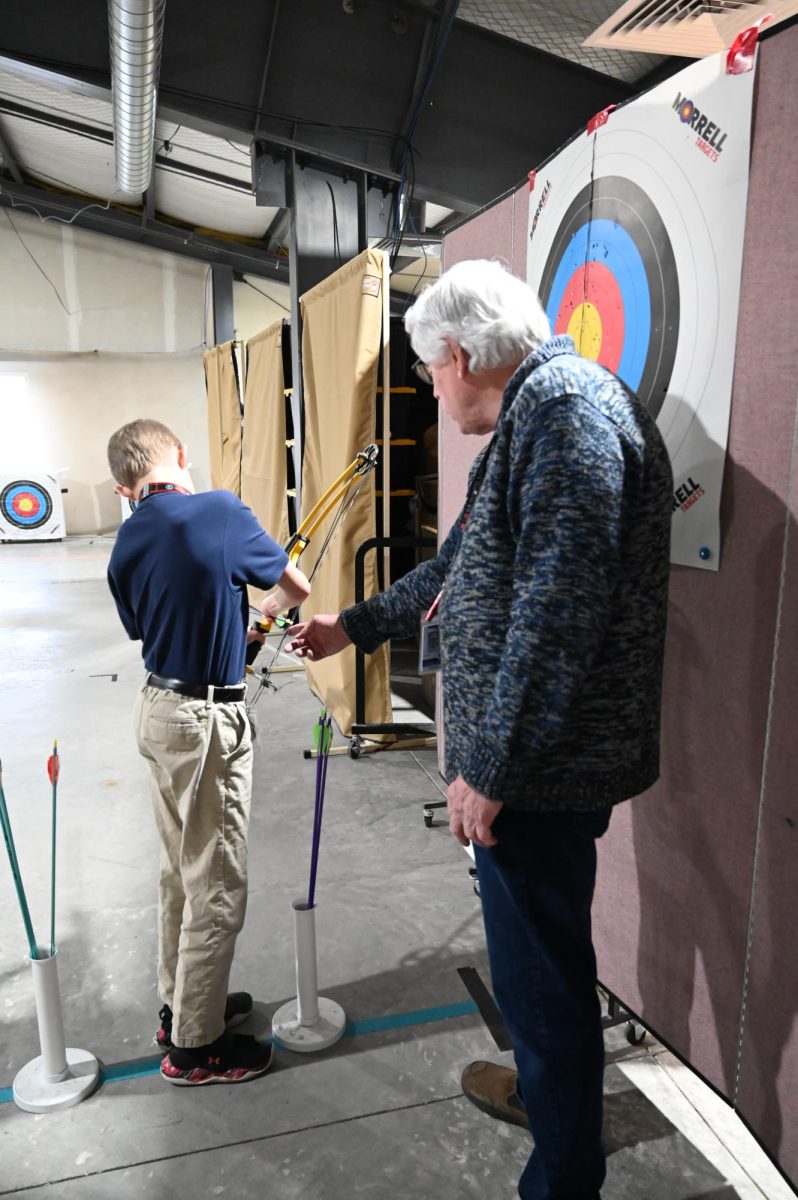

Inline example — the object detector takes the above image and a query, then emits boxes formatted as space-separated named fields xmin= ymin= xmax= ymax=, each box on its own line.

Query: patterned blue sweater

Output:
xmin=342 ymin=336 xmax=673 ymax=811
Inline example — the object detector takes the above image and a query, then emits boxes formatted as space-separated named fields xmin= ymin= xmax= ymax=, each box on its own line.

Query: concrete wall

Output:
xmin=0 ymin=351 xmax=210 ymax=533
xmin=0 ymin=213 xmax=288 ymax=534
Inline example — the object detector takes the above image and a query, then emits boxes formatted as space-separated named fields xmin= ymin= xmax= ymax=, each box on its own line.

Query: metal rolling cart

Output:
xmin=349 ymin=534 xmax=437 ymax=759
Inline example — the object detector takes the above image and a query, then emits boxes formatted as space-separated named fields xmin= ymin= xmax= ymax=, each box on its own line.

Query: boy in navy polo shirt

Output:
xmin=107 ymin=418 xmax=310 ymax=1086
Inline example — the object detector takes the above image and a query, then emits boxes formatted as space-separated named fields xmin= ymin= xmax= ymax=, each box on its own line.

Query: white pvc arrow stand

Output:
xmin=13 ymin=950 xmax=99 ymax=1113
xmin=272 ymin=900 xmax=346 ymax=1053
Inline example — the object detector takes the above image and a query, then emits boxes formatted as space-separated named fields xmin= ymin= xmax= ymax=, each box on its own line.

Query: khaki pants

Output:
xmin=134 ymin=683 xmax=253 ymax=1048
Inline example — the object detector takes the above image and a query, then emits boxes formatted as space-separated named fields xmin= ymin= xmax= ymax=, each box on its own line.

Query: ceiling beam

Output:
xmin=394 ymin=0 xmax=460 ymax=170
xmin=252 ymin=0 xmax=282 ymax=136
xmin=0 ymin=98 xmax=112 ymax=144
xmin=0 ymin=54 xmax=110 ymax=103
xmin=154 ymin=155 xmax=251 ymax=192
xmin=0 ymin=101 xmax=252 ymax=193
xmin=142 ymin=149 xmax=156 ymax=226
xmin=0 ymin=44 xmax=482 ymax=212
xmin=0 ymin=180 xmax=288 ymax=281
xmin=0 ymin=119 xmax=23 ymax=183
xmin=247 ymin=130 xmax=476 ymax=214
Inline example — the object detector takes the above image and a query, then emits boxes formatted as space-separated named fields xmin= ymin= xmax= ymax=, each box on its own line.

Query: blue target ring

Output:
xmin=545 ymin=219 xmax=650 ymax=392
xmin=1 ymin=480 xmax=54 ymax=530
xmin=539 ymin=177 xmax=679 ymax=419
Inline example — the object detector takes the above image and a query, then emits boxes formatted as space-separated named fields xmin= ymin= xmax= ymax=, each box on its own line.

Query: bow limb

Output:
xmin=252 ymin=443 xmax=379 ymax=637
xmin=284 ymin=442 xmax=379 ymax=564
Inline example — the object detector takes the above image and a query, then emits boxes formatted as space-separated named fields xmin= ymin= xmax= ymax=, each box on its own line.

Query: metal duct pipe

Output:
xmin=108 ymin=0 xmax=165 ymax=193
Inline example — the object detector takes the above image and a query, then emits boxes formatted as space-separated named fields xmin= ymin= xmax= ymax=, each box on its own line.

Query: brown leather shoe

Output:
xmin=461 ymin=1060 xmax=530 ymax=1130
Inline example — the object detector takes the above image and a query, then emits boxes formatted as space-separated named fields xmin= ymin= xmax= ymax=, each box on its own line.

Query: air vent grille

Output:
xmin=584 ymin=0 xmax=798 ymax=56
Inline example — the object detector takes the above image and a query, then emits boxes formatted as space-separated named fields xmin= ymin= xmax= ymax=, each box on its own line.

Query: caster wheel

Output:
xmin=625 ymin=1021 xmax=646 ymax=1046
xmin=424 ymin=810 xmax=434 ymax=828
xmin=348 ymin=736 xmax=362 ymax=759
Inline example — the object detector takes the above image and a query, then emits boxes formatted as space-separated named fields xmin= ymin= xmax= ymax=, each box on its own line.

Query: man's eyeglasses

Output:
xmin=412 ymin=359 xmax=434 ymax=386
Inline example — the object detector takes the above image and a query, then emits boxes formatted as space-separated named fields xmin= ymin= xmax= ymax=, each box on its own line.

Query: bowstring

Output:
xmin=306 ymin=472 xmax=369 ymax=584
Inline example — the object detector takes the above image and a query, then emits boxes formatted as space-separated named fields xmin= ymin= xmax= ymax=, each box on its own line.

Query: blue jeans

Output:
xmin=474 ymin=806 xmax=612 ymax=1200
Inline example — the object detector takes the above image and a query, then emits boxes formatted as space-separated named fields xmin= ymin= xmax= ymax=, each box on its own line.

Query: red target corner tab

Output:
xmin=726 ymin=16 xmax=772 ymax=75
xmin=587 ymin=105 xmax=617 ymax=134
xmin=528 ymin=169 xmax=537 ymax=191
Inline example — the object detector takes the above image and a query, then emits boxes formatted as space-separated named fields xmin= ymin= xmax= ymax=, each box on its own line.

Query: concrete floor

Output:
xmin=0 ymin=539 xmax=793 ymax=1200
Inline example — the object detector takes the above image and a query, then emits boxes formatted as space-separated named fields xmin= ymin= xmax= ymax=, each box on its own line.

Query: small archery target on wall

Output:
xmin=538 ymin=176 xmax=679 ymax=421
xmin=0 ymin=474 xmax=65 ymax=541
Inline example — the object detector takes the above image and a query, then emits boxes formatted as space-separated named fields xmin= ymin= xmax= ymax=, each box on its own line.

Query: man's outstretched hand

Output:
xmin=286 ymin=613 xmax=352 ymax=662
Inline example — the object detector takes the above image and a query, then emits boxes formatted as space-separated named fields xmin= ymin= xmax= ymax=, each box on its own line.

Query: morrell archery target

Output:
xmin=0 ymin=474 xmax=65 ymax=541
xmin=527 ymin=50 xmax=755 ymax=569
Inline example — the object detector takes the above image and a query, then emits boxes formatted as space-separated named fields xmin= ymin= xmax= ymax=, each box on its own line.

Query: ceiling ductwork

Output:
xmin=584 ymin=0 xmax=798 ymax=57
xmin=108 ymin=0 xmax=165 ymax=193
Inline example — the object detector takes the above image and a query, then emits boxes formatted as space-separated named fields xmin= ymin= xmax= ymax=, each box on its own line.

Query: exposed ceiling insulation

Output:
xmin=0 ymin=66 xmax=277 ymax=239
xmin=154 ymin=170 xmax=276 ymax=240
xmin=0 ymin=112 xmax=137 ymax=207
xmin=424 ymin=202 xmax=454 ymax=230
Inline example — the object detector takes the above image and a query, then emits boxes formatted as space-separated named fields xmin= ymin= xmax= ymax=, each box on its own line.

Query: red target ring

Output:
xmin=554 ymin=261 xmax=625 ymax=375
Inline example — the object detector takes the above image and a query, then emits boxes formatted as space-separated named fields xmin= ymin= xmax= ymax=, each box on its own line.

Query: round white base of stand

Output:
xmin=13 ymin=1048 xmax=100 ymax=1113
xmin=272 ymin=997 xmax=346 ymax=1053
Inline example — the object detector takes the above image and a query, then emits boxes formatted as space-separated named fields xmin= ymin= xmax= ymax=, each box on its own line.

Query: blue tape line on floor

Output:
xmin=344 ymin=1000 xmax=477 ymax=1037
xmin=0 ymin=998 xmax=479 ymax=1103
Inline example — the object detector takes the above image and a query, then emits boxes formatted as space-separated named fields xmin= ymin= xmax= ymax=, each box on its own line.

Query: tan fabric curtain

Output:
xmin=300 ymin=248 xmax=391 ymax=735
xmin=203 ymin=341 xmax=242 ymax=494
xmin=241 ymin=320 xmax=290 ymax=607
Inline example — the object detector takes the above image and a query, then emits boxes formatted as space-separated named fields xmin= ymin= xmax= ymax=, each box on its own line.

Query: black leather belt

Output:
xmin=146 ymin=673 xmax=246 ymax=703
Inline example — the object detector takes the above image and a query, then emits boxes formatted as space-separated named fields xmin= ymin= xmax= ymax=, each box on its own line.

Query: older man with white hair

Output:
xmin=288 ymin=259 xmax=673 ymax=1200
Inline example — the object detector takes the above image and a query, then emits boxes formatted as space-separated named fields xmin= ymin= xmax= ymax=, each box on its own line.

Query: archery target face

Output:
xmin=528 ymin=126 xmax=720 ymax=454
xmin=539 ymin=176 xmax=679 ymax=420
xmin=1 ymin=479 xmax=53 ymax=530
xmin=0 ymin=473 xmax=65 ymax=541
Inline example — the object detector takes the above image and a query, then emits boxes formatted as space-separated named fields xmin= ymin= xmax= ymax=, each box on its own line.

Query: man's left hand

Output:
xmin=447 ymin=775 xmax=503 ymax=848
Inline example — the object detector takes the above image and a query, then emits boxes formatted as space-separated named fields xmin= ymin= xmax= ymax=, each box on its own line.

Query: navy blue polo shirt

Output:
xmin=108 ymin=490 xmax=288 ymax=686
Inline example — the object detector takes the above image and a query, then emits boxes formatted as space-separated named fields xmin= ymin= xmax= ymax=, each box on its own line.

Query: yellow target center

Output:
xmin=567 ymin=302 xmax=602 ymax=361
xmin=19 ymin=497 xmax=34 ymax=514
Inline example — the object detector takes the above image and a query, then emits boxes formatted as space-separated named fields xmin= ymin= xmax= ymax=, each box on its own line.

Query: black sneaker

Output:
xmin=161 ymin=1031 xmax=274 ymax=1086
xmin=154 ymin=992 xmax=254 ymax=1051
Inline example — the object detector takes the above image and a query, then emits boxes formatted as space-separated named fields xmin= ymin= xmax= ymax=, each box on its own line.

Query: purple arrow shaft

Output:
xmin=307 ymin=715 xmax=332 ymax=908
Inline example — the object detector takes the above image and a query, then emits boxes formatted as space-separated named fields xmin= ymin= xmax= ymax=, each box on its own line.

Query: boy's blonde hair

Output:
xmin=107 ymin=419 xmax=182 ymax=490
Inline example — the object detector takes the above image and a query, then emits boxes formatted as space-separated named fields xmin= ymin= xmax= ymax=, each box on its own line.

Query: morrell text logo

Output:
xmin=673 ymin=477 xmax=705 ymax=513
xmin=673 ymin=93 xmax=727 ymax=163
xmin=530 ymin=180 xmax=552 ymax=240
